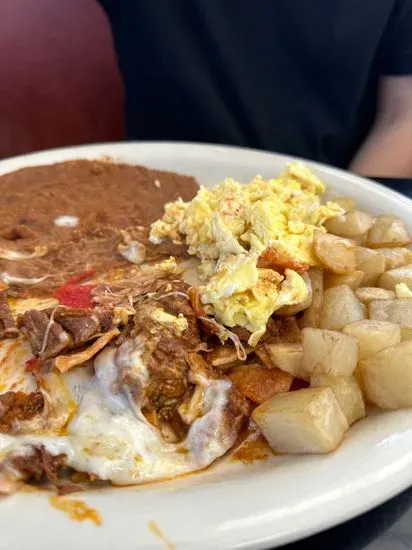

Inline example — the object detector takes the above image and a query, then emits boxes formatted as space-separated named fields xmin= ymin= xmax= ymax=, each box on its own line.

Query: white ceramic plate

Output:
xmin=1 ymin=142 xmax=412 ymax=550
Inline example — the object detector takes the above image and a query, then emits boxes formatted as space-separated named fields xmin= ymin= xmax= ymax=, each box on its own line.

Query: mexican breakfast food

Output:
xmin=1 ymin=158 xmax=412 ymax=496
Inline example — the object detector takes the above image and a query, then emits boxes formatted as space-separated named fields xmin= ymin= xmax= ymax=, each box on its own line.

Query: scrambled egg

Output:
xmin=151 ymin=308 xmax=189 ymax=336
xmin=395 ymin=283 xmax=412 ymax=299
xmin=150 ymin=162 xmax=343 ymax=345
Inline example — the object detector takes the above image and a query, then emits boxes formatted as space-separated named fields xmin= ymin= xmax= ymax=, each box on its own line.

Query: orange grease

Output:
xmin=148 ymin=521 xmax=174 ymax=550
xmin=49 ymin=495 xmax=102 ymax=526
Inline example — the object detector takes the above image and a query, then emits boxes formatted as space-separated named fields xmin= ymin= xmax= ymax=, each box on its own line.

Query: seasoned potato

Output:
xmin=302 ymin=327 xmax=359 ymax=376
xmin=208 ymin=345 xmax=250 ymax=368
xmin=310 ymin=374 xmax=365 ymax=425
xmin=277 ymin=273 xmax=312 ymax=316
xmin=324 ymin=270 xmax=363 ymax=290
xmin=379 ymin=264 xmax=412 ymax=291
xmin=367 ymin=216 xmax=411 ymax=248
xmin=229 ymin=363 xmax=293 ymax=404
xmin=264 ymin=342 xmax=306 ymax=379
xmin=355 ymin=247 xmax=385 ymax=286
xmin=300 ymin=268 xmax=324 ymax=328
xmin=252 ymin=387 xmax=349 ymax=454
xmin=343 ymin=320 xmax=401 ymax=360
xmin=380 ymin=248 xmax=412 ymax=270
xmin=355 ymin=287 xmax=395 ymax=303
xmin=313 ymin=232 xmax=356 ymax=275
xmin=333 ymin=196 xmax=356 ymax=213
xmin=368 ymin=299 xmax=412 ymax=340
xmin=320 ymin=285 xmax=366 ymax=331
xmin=324 ymin=211 xmax=374 ymax=238
xmin=360 ymin=341 xmax=412 ymax=409
xmin=255 ymin=347 xmax=275 ymax=368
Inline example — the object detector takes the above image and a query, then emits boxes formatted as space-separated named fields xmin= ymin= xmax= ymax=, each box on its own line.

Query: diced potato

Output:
xmin=367 ymin=216 xmax=411 ymax=248
xmin=302 ymin=327 xmax=359 ymax=376
xmin=252 ymin=387 xmax=349 ymax=454
xmin=380 ymin=248 xmax=412 ymax=270
xmin=320 ymin=285 xmax=366 ymax=331
xmin=324 ymin=211 xmax=374 ymax=238
xmin=229 ymin=363 xmax=293 ymax=404
xmin=355 ymin=287 xmax=395 ymax=303
xmin=379 ymin=264 xmax=412 ymax=291
xmin=313 ymin=232 xmax=356 ymax=275
xmin=264 ymin=342 xmax=307 ymax=379
xmin=277 ymin=273 xmax=312 ymax=316
xmin=300 ymin=268 xmax=324 ymax=329
xmin=368 ymin=299 xmax=412 ymax=340
xmin=343 ymin=320 xmax=401 ymax=360
xmin=360 ymin=341 xmax=412 ymax=409
xmin=355 ymin=247 xmax=385 ymax=286
xmin=255 ymin=347 xmax=275 ymax=368
xmin=324 ymin=270 xmax=363 ymax=290
xmin=310 ymin=374 xmax=365 ymax=425
xmin=333 ymin=196 xmax=356 ymax=213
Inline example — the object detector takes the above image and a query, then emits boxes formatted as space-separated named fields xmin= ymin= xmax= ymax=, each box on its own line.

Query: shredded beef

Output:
xmin=10 ymin=446 xmax=85 ymax=494
xmin=17 ymin=306 xmax=114 ymax=360
xmin=0 ymin=294 xmax=19 ymax=339
xmin=0 ymin=391 xmax=44 ymax=432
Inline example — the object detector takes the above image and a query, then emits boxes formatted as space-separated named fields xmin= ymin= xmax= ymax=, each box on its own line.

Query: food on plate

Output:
xmin=0 ymin=157 xmax=411 ymax=496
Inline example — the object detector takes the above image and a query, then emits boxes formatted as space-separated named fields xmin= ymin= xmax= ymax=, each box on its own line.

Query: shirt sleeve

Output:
xmin=380 ymin=0 xmax=412 ymax=75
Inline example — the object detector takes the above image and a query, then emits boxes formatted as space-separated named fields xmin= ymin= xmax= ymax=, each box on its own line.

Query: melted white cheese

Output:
xmin=0 ymin=339 xmax=235 ymax=485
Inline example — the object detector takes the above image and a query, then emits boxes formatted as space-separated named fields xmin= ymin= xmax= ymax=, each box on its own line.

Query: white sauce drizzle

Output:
xmin=54 ymin=216 xmax=79 ymax=228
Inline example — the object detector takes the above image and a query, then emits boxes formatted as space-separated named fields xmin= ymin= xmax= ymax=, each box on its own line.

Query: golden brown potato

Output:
xmin=300 ymin=268 xmax=324 ymax=329
xmin=367 ymin=216 xmax=411 ymax=248
xmin=302 ymin=327 xmax=359 ymax=376
xmin=208 ymin=345 xmax=250 ymax=368
xmin=360 ymin=341 xmax=412 ymax=409
xmin=333 ymin=196 xmax=356 ymax=213
xmin=313 ymin=232 xmax=356 ymax=275
xmin=380 ymin=248 xmax=412 ymax=270
xmin=368 ymin=299 xmax=412 ymax=340
xmin=264 ymin=342 xmax=306 ymax=379
xmin=229 ymin=363 xmax=293 ymax=404
xmin=324 ymin=270 xmax=363 ymax=290
xmin=320 ymin=285 xmax=366 ymax=331
xmin=324 ymin=211 xmax=374 ymax=238
xmin=252 ymin=387 xmax=349 ymax=454
xmin=355 ymin=287 xmax=395 ymax=303
xmin=379 ymin=264 xmax=412 ymax=291
xmin=355 ymin=247 xmax=386 ymax=286
xmin=343 ymin=320 xmax=401 ymax=360
xmin=310 ymin=374 xmax=365 ymax=425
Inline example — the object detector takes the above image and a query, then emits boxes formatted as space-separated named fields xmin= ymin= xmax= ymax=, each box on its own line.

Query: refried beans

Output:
xmin=0 ymin=160 xmax=198 ymax=294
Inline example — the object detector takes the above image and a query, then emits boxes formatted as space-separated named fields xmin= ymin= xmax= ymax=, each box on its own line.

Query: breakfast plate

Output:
xmin=1 ymin=142 xmax=412 ymax=550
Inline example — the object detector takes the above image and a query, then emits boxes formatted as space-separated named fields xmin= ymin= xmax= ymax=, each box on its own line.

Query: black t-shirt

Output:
xmin=100 ymin=0 xmax=412 ymax=168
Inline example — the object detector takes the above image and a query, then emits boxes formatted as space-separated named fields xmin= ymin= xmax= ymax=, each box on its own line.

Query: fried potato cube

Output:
xmin=343 ymin=320 xmax=401 ymax=360
xmin=302 ymin=327 xmax=359 ymax=376
xmin=379 ymin=264 xmax=412 ymax=291
xmin=356 ymin=247 xmax=386 ymax=286
xmin=300 ymin=268 xmax=324 ymax=329
xmin=380 ymin=248 xmax=412 ymax=270
xmin=324 ymin=270 xmax=363 ymax=290
xmin=367 ymin=216 xmax=411 ymax=248
xmin=320 ymin=285 xmax=366 ymax=331
xmin=252 ymin=387 xmax=349 ymax=454
xmin=368 ymin=299 xmax=412 ymax=340
xmin=208 ymin=345 xmax=249 ymax=369
xmin=229 ymin=363 xmax=293 ymax=404
xmin=360 ymin=341 xmax=412 ymax=409
xmin=264 ymin=342 xmax=306 ymax=379
xmin=324 ymin=211 xmax=374 ymax=238
xmin=313 ymin=232 xmax=356 ymax=275
xmin=277 ymin=273 xmax=312 ymax=316
xmin=333 ymin=196 xmax=356 ymax=213
xmin=310 ymin=374 xmax=365 ymax=425
xmin=355 ymin=287 xmax=395 ymax=303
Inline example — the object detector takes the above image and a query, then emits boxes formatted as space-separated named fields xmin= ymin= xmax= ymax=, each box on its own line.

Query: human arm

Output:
xmin=350 ymin=0 xmax=412 ymax=178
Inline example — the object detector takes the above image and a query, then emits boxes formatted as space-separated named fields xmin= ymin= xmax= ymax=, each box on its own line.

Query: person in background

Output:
xmin=1 ymin=0 xmax=412 ymax=179
xmin=0 ymin=0 xmax=124 ymax=159
xmin=99 ymin=0 xmax=412 ymax=178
